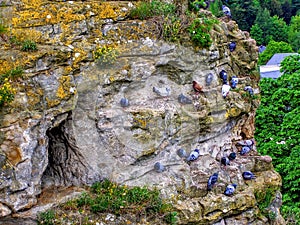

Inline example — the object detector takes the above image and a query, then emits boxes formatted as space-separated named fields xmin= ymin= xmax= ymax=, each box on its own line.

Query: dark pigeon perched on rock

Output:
xmin=229 ymin=41 xmax=236 ymax=52
xmin=242 ymin=171 xmax=256 ymax=180
xmin=207 ymin=173 xmax=219 ymax=191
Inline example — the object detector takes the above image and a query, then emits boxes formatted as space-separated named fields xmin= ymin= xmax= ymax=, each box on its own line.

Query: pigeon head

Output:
xmin=194 ymin=149 xmax=200 ymax=153
xmin=232 ymin=183 xmax=237 ymax=188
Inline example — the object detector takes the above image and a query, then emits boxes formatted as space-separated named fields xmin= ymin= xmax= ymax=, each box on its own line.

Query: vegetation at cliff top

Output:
xmin=255 ymin=54 xmax=300 ymax=224
xmin=37 ymin=179 xmax=177 ymax=225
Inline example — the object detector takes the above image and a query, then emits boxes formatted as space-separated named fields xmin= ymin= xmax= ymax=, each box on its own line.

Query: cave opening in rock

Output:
xmin=41 ymin=113 xmax=89 ymax=188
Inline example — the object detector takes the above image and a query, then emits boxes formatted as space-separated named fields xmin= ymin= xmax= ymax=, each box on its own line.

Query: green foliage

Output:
xmin=188 ymin=15 xmax=218 ymax=48
xmin=258 ymin=40 xmax=293 ymax=65
xmin=0 ymin=22 xmax=7 ymax=34
xmin=21 ymin=40 xmax=37 ymax=52
xmin=129 ymin=0 xmax=176 ymax=20
xmin=189 ymin=0 xmax=207 ymax=12
xmin=208 ymin=0 xmax=223 ymax=17
xmin=288 ymin=15 xmax=300 ymax=51
xmin=162 ymin=15 xmax=182 ymax=43
xmin=255 ymin=54 xmax=300 ymax=224
xmin=37 ymin=179 xmax=177 ymax=224
xmin=267 ymin=16 xmax=289 ymax=43
xmin=229 ymin=0 xmax=258 ymax=31
xmin=0 ymin=67 xmax=23 ymax=107
xmin=255 ymin=188 xmax=275 ymax=213
xmin=250 ymin=24 xmax=264 ymax=46
xmin=164 ymin=211 xmax=178 ymax=225
xmin=89 ymin=179 xmax=166 ymax=215
xmin=37 ymin=210 xmax=56 ymax=225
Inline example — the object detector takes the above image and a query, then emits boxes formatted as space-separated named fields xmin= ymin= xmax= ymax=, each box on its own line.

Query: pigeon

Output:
xmin=219 ymin=70 xmax=228 ymax=84
xmin=228 ymin=152 xmax=236 ymax=161
xmin=230 ymin=76 xmax=238 ymax=89
xmin=177 ymin=148 xmax=187 ymax=158
xmin=192 ymin=81 xmax=203 ymax=93
xmin=240 ymin=146 xmax=251 ymax=155
xmin=120 ymin=98 xmax=129 ymax=107
xmin=237 ymin=139 xmax=254 ymax=146
xmin=229 ymin=41 xmax=236 ymax=52
xmin=221 ymin=156 xmax=230 ymax=166
xmin=242 ymin=171 xmax=256 ymax=180
xmin=244 ymin=86 xmax=254 ymax=95
xmin=224 ymin=183 xmax=237 ymax=196
xmin=153 ymin=86 xmax=171 ymax=97
xmin=206 ymin=73 xmax=214 ymax=86
xmin=222 ymin=84 xmax=231 ymax=98
xmin=207 ymin=173 xmax=219 ymax=191
xmin=187 ymin=149 xmax=200 ymax=161
xmin=178 ymin=94 xmax=192 ymax=104
xmin=222 ymin=5 xmax=232 ymax=18
xmin=154 ymin=162 xmax=165 ymax=173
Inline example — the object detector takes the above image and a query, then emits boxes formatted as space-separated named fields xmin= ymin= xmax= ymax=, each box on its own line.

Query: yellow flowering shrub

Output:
xmin=93 ymin=44 xmax=119 ymax=64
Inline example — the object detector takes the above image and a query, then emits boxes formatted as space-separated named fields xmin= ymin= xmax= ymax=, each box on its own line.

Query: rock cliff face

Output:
xmin=0 ymin=0 xmax=285 ymax=224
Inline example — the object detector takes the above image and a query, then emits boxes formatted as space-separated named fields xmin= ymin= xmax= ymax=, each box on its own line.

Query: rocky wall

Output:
xmin=0 ymin=0 xmax=285 ymax=224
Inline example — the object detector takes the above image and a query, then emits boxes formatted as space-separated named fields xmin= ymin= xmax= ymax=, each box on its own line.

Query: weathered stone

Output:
xmin=0 ymin=0 xmax=284 ymax=224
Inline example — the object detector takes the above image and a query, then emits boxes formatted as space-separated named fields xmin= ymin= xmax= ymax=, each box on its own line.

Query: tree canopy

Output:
xmin=255 ymin=54 xmax=300 ymax=222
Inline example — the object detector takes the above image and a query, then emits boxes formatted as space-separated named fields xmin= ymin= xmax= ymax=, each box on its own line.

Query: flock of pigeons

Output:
xmin=152 ymin=138 xmax=257 ymax=196
xmin=118 ymin=3 xmax=256 ymax=197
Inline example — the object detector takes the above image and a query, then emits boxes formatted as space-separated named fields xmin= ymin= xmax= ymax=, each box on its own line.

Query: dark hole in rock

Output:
xmin=41 ymin=113 xmax=90 ymax=188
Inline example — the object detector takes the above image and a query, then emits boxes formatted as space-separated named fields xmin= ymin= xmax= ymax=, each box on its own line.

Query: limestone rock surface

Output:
xmin=0 ymin=1 xmax=284 ymax=224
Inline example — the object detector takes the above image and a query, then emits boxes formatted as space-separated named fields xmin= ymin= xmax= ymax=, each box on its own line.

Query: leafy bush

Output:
xmin=255 ymin=54 xmax=300 ymax=223
xmin=37 ymin=210 xmax=56 ymax=225
xmin=188 ymin=15 xmax=218 ymax=48
xmin=129 ymin=0 xmax=176 ymax=20
xmin=21 ymin=40 xmax=37 ymax=52
xmin=258 ymin=40 xmax=293 ymax=65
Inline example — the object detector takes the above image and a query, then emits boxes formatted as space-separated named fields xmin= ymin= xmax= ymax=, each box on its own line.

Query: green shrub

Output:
xmin=37 ymin=210 xmax=55 ymax=225
xmin=0 ymin=67 xmax=23 ymax=107
xmin=164 ymin=211 xmax=178 ymax=225
xmin=129 ymin=0 xmax=176 ymax=20
xmin=188 ymin=16 xmax=218 ymax=48
xmin=162 ymin=15 xmax=182 ymax=43
xmin=21 ymin=40 xmax=37 ymax=52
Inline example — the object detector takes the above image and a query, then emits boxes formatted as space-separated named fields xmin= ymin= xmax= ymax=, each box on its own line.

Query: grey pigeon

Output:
xmin=237 ymin=139 xmax=254 ymax=146
xmin=242 ymin=171 xmax=256 ymax=180
xmin=244 ymin=86 xmax=254 ymax=95
xmin=153 ymin=86 xmax=171 ymax=97
xmin=177 ymin=148 xmax=187 ymax=158
xmin=224 ymin=183 xmax=237 ymax=196
xmin=187 ymin=149 xmax=200 ymax=161
xmin=207 ymin=173 xmax=219 ymax=191
xmin=222 ymin=5 xmax=232 ymax=18
xmin=230 ymin=76 xmax=238 ymax=89
xmin=154 ymin=162 xmax=165 ymax=173
xmin=120 ymin=98 xmax=129 ymax=107
xmin=178 ymin=94 xmax=192 ymax=104
xmin=206 ymin=73 xmax=214 ymax=86
xmin=240 ymin=146 xmax=251 ymax=155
